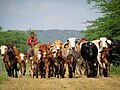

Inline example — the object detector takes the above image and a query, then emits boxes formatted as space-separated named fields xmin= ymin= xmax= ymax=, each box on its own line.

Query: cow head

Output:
xmin=81 ymin=42 xmax=98 ymax=60
xmin=67 ymin=37 xmax=79 ymax=50
xmin=15 ymin=53 xmax=27 ymax=63
xmin=0 ymin=45 xmax=7 ymax=56
xmin=6 ymin=43 xmax=16 ymax=56
xmin=19 ymin=53 xmax=26 ymax=61
xmin=54 ymin=40 xmax=63 ymax=50
xmin=99 ymin=37 xmax=112 ymax=49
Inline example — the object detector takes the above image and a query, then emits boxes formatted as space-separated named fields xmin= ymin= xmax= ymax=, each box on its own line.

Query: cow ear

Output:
xmin=67 ymin=40 xmax=69 ymax=42
xmin=75 ymin=40 xmax=78 ymax=44
xmin=98 ymin=41 xmax=101 ymax=47
xmin=64 ymin=43 xmax=69 ymax=48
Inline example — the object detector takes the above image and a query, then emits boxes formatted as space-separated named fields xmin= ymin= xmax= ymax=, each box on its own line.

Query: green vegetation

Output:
xmin=0 ymin=62 xmax=8 ymax=83
xmin=110 ymin=65 xmax=120 ymax=75
xmin=0 ymin=71 xmax=8 ymax=83
xmin=81 ymin=0 xmax=120 ymax=40
xmin=0 ymin=29 xmax=32 ymax=53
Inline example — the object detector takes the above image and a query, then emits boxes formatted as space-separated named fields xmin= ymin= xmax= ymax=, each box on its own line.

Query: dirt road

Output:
xmin=0 ymin=75 xmax=120 ymax=90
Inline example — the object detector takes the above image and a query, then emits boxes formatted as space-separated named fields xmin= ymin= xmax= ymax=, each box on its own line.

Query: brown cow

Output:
xmin=100 ymin=47 xmax=112 ymax=77
xmin=66 ymin=54 xmax=75 ymax=78
xmin=3 ymin=43 xmax=18 ymax=77
xmin=16 ymin=53 xmax=26 ymax=77
xmin=39 ymin=44 xmax=50 ymax=78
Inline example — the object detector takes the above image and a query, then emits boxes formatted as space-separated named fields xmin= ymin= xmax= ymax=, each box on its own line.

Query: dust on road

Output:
xmin=0 ymin=75 xmax=120 ymax=90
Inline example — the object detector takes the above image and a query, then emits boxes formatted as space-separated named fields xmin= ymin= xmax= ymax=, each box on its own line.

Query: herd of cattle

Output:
xmin=0 ymin=37 xmax=120 ymax=78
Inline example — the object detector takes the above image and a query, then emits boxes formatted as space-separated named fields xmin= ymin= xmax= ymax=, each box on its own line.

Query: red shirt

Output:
xmin=27 ymin=37 xmax=38 ymax=48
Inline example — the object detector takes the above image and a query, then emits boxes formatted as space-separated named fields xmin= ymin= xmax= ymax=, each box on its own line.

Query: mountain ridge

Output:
xmin=35 ymin=30 xmax=84 ymax=43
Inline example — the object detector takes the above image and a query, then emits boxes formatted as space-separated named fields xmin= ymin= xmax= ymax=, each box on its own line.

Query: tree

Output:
xmin=0 ymin=26 xmax=3 ymax=31
xmin=81 ymin=0 xmax=120 ymax=40
xmin=0 ymin=30 xmax=29 ymax=53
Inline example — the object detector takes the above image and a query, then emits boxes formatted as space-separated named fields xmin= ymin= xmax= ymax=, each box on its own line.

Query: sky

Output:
xmin=0 ymin=0 xmax=103 ymax=30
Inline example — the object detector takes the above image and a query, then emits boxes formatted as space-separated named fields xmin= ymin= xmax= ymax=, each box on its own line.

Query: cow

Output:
xmin=29 ymin=54 xmax=41 ymax=78
xmin=3 ymin=43 xmax=18 ymax=77
xmin=66 ymin=37 xmax=82 ymax=77
xmin=16 ymin=53 xmax=27 ymax=76
xmin=28 ymin=44 xmax=41 ymax=77
xmin=66 ymin=54 xmax=75 ymax=78
xmin=39 ymin=44 xmax=52 ymax=78
xmin=92 ymin=37 xmax=112 ymax=76
xmin=81 ymin=41 xmax=98 ymax=77
xmin=100 ymin=47 xmax=112 ymax=77
xmin=77 ymin=38 xmax=88 ymax=76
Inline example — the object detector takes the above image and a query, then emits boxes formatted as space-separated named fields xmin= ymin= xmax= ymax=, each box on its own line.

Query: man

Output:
xmin=27 ymin=32 xmax=38 ymax=60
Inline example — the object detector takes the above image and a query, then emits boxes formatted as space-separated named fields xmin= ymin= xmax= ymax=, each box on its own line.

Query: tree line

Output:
xmin=81 ymin=0 xmax=120 ymax=40
xmin=0 ymin=26 xmax=32 ymax=53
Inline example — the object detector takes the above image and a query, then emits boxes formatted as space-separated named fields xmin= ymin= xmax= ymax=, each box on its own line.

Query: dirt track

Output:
xmin=0 ymin=75 xmax=120 ymax=90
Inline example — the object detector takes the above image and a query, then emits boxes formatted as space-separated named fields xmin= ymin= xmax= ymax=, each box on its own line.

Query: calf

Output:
xmin=16 ymin=53 xmax=26 ymax=76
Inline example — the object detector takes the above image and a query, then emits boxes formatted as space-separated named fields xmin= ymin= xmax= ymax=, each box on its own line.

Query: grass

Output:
xmin=110 ymin=65 xmax=120 ymax=75
xmin=0 ymin=71 xmax=8 ymax=84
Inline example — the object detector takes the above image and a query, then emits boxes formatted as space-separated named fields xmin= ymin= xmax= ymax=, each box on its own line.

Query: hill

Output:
xmin=35 ymin=30 xmax=84 ymax=43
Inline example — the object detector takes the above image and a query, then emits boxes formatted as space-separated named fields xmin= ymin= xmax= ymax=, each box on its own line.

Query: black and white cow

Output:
xmin=92 ymin=37 xmax=113 ymax=76
xmin=81 ymin=41 xmax=98 ymax=77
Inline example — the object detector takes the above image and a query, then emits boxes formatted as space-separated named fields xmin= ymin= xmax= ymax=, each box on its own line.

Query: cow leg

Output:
xmin=64 ymin=63 xmax=69 ymax=78
xmin=107 ymin=63 xmax=110 ymax=77
xmin=85 ymin=61 xmax=91 ymax=78
xmin=100 ymin=66 xmax=104 ymax=77
xmin=68 ymin=65 xmax=73 ymax=78
xmin=4 ymin=62 xmax=11 ymax=77
xmin=103 ymin=63 xmax=110 ymax=77
xmin=14 ymin=63 xmax=18 ymax=78
xmin=45 ymin=64 xmax=49 ymax=78
xmin=97 ymin=64 xmax=100 ymax=77
xmin=36 ymin=64 xmax=38 ymax=78
xmin=23 ymin=64 xmax=26 ymax=76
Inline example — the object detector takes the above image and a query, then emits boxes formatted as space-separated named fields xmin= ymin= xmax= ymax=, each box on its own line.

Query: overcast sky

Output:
xmin=0 ymin=0 xmax=102 ymax=30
